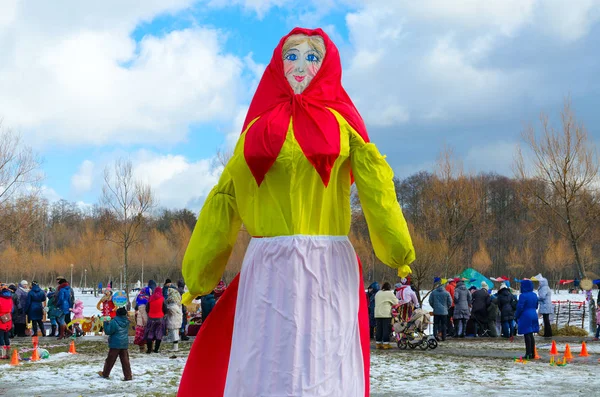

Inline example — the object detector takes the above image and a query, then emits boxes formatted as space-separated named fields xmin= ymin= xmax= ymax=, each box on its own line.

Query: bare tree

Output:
xmin=514 ymin=99 xmax=600 ymax=279
xmin=101 ymin=159 xmax=155 ymax=301
xmin=0 ymin=123 xmax=43 ymax=243
xmin=423 ymin=146 xmax=483 ymax=276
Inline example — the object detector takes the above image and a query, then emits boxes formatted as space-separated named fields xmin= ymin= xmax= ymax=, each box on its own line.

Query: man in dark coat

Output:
xmin=367 ymin=282 xmax=380 ymax=339
xmin=471 ymin=282 xmax=491 ymax=336
xmin=497 ymin=284 xmax=516 ymax=338
xmin=25 ymin=281 xmax=47 ymax=337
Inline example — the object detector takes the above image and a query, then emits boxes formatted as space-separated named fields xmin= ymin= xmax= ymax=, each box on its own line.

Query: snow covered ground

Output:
xmin=2 ymin=337 xmax=600 ymax=396
xmin=2 ymin=287 xmax=595 ymax=396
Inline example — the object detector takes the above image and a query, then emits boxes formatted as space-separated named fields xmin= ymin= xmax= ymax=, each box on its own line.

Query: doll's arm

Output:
xmin=182 ymin=168 xmax=241 ymax=306
xmin=349 ymin=127 xmax=415 ymax=276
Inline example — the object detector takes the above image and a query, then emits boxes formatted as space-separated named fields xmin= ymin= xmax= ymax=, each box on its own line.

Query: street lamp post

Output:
xmin=70 ymin=264 xmax=74 ymax=287
xmin=84 ymin=269 xmax=87 ymax=291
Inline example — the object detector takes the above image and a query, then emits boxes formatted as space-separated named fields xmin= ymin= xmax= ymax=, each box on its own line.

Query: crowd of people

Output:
xmin=367 ymin=273 xmax=558 ymax=359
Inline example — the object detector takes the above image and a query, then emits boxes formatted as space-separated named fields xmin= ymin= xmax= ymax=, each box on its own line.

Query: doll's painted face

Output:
xmin=282 ymin=34 xmax=326 ymax=94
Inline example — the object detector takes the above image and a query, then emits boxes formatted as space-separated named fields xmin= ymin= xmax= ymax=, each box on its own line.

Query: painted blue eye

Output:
xmin=285 ymin=53 xmax=298 ymax=61
xmin=306 ymin=53 xmax=319 ymax=62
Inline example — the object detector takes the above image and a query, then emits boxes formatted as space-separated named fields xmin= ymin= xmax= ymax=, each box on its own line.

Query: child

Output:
xmin=98 ymin=307 xmax=132 ymax=380
xmin=144 ymin=287 xmax=165 ymax=353
xmin=0 ymin=284 xmax=13 ymax=359
xmin=96 ymin=289 xmax=116 ymax=319
xmin=70 ymin=299 xmax=85 ymax=337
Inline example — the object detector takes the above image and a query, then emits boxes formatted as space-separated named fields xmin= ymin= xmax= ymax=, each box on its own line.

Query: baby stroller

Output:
xmin=393 ymin=308 xmax=437 ymax=350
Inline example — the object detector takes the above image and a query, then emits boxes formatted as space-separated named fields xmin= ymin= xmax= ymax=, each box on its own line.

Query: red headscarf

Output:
xmin=149 ymin=286 xmax=163 ymax=303
xmin=242 ymin=27 xmax=370 ymax=187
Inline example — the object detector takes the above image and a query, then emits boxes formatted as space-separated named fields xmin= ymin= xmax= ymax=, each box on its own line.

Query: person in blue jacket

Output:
xmin=98 ymin=307 xmax=133 ymax=381
xmin=367 ymin=282 xmax=380 ymax=339
xmin=515 ymin=279 xmax=539 ymax=359
xmin=56 ymin=278 xmax=73 ymax=340
xmin=25 ymin=281 xmax=47 ymax=337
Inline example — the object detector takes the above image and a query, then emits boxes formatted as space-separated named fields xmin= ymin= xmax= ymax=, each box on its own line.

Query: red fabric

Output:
xmin=101 ymin=300 xmax=116 ymax=318
xmin=0 ymin=296 xmax=13 ymax=331
xmin=178 ymin=274 xmax=240 ymax=397
xmin=148 ymin=297 xmax=164 ymax=319
xmin=445 ymin=282 xmax=456 ymax=307
xmin=356 ymin=256 xmax=370 ymax=397
xmin=242 ymin=27 xmax=369 ymax=186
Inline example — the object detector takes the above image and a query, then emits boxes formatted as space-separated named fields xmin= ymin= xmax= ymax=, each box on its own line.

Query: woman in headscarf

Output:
xmin=178 ymin=28 xmax=414 ymax=397
xmin=535 ymin=273 xmax=553 ymax=337
xmin=133 ymin=284 xmax=151 ymax=352
xmin=144 ymin=286 xmax=165 ymax=353
xmin=165 ymin=287 xmax=183 ymax=352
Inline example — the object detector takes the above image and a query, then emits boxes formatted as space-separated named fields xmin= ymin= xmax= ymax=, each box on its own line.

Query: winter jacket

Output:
xmin=497 ymin=287 xmax=516 ymax=322
xmin=367 ymin=282 xmax=380 ymax=327
xmin=25 ymin=284 xmax=47 ymax=321
xmin=56 ymin=283 xmax=73 ymax=315
xmin=471 ymin=289 xmax=491 ymax=322
xmin=0 ymin=290 xmax=13 ymax=331
xmin=136 ymin=305 xmax=148 ymax=327
xmin=104 ymin=314 xmax=130 ymax=349
xmin=374 ymin=290 xmax=398 ymax=318
xmin=596 ymin=307 xmax=600 ymax=326
xmin=487 ymin=297 xmax=499 ymax=337
xmin=201 ymin=293 xmax=216 ymax=320
xmin=396 ymin=285 xmax=419 ymax=308
xmin=165 ymin=288 xmax=183 ymax=329
xmin=453 ymin=281 xmax=472 ymax=320
xmin=147 ymin=297 xmax=165 ymax=319
xmin=429 ymin=285 xmax=452 ymax=315
xmin=445 ymin=282 xmax=456 ymax=307
xmin=15 ymin=287 xmax=28 ymax=323
xmin=536 ymin=275 xmax=553 ymax=315
xmin=515 ymin=279 xmax=539 ymax=335
xmin=71 ymin=300 xmax=84 ymax=320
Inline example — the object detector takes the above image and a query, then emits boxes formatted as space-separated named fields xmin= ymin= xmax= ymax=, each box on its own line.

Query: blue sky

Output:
xmin=1 ymin=0 xmax=600 ymax=211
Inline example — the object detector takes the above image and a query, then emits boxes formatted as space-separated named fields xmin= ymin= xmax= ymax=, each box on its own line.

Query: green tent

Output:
xmin=458 ymin=268 xmax=494 ymax=290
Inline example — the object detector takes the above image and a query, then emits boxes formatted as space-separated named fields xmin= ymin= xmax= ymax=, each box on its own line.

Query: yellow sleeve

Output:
xmin=181 ymin=167 xmax=241 ymax=305
xmin=349 ymin=129 xmax=416 ymax=277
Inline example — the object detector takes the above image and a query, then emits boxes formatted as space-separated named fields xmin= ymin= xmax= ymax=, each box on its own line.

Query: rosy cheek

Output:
xmin=283 ymin=61 xmax=295 ymax=76
xmin=307 ymin=63 xmax=320 ymax=78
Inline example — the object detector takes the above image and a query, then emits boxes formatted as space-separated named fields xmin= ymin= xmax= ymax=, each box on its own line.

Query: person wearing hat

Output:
xmin=25 ymin=281 xmax=47 ymax=337
xmin=445 ymin=278 xmax=458 ymax=336
xmin=515 ymin=279 xmax=539 ymax=359
xmin=471 ymin=282 xmax=491 ymax=336
xmin=98 ymin=307 xmax=133 ymax=381
xmin=14 ymin=280 xmax=29 ymax=337
xmin=429 ymin=277 xmax=452 ymax=341
xmin=453 ymin=280 xmax=472 ymax=338
xmin=497 ymin=283 xmax=516 ymax=339
xmin=0 ymin=283 xmax=14 ymax=359
xmin=395 ymin=278 xmax=419 ymax=322
xmin=534 ymin=273 xmax=553 ymax=338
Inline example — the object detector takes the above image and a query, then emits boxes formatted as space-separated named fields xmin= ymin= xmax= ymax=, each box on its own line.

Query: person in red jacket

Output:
xmin=445 ymin=278 xmax=458 ymax=337
xmin=0 ymin=284 xmax=14 ymax=359
xmin=97 ymin=289 xmax=116 ymax=319
xmin=144 ymin=286 xmax=165 ymax=353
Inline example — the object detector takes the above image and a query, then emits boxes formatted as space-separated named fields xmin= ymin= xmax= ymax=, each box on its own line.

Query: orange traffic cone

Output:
xmin=30 ymin=347 xmax=40 ymax=362
xmin=10 ymin=349 xmax=20 ymax=366
xmin=534 ymin=346 xmax=541 ymax=360
xmin=579 ymin=341 xmax=590 ymax=357
xmin=68 ymin=340 xmax=77 ymax=354
xmin=550 ymin=340 xmax=558 ymax=355
xmin=564 ymin=343 xmax=573 ymax=360
xmin=32 ymin=336 xmax=38 ymax=348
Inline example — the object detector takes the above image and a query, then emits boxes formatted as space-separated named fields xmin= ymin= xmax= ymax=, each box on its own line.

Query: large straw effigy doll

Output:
xmin=178 ymin=27 xmax=415 ymax=397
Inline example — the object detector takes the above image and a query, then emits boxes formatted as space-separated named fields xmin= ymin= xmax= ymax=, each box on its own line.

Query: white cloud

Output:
xmin=0 ymin=2 xmax=246 ymax=148
xmin=41 ymin=185 xmax=61 ymax=203
xmin=71 ymin=160 xmax=95 ymax=194
xmin=132 ymin=151 xmax=221 ymax=210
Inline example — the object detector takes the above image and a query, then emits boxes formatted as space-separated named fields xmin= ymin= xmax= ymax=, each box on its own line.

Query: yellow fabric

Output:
xmin=182 ymin=109 xmax=415 ymax=304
